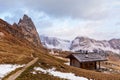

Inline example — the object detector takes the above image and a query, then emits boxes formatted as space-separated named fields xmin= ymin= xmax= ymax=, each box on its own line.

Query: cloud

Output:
xmin=4 ymin=10 xmax=25 ymax=24
xmin=0 ymin=0 xmax=118 ymax=21
xmin=0 ymin=0 xmax=25 ymax=13
xmin=1 ymin=0 xmax=120 ymax=40
xmin=0 ymin=0 xmax=120 ymax=20
xmin=39 ymin=19 xmax=102 ymax=40
xmin=0 ymin=0 xmax=109 ymax=20
xmin=23 ymin=0 xmax=108 ymax=20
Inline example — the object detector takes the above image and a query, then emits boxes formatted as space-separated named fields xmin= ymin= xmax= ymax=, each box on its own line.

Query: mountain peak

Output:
xmin=23 ymin=14 xmax=29 ymax=19
xmin=22 ymin=14 xmax=32 ymax=22
xmin=75 ymin=36 xmax=93 ymax=42
xmin=18 ymin=14 xmax=34 ymax=28
xmin=18 ymin=15 xmax=41 ymax=46
xmin=75 ymin=36 xmax=89 ymax=39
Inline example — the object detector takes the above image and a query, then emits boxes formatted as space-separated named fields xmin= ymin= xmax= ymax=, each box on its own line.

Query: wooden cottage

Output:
xmin=66 ymin=53 xmax=107 ymax=70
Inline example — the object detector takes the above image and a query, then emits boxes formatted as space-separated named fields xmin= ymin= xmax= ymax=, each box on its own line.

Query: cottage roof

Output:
xmin=67 ymin=53 xmax=107 ymax=62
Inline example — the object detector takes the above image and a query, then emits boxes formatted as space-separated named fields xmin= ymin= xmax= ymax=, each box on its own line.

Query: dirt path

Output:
xmin=5 ymin=57 xmax=38 ymax=80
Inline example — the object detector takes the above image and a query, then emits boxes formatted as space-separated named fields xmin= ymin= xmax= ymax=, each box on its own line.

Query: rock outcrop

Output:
xmin=18 ymin=14 xmax=41 ymax=46
xmin=0 ymin=14 xmax=41 ymax=47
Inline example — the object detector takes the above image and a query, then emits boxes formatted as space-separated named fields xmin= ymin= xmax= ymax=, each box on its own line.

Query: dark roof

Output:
xmin=66 ymin=53 xmax=107 ymax=62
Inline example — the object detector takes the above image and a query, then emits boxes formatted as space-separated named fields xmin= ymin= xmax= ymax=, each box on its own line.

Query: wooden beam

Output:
xmin=70 ymin=59 xmax=71 ymax=65
xmin=99 ymin=61 xmax=100 ymax=69
xmin=95 ymin=62 xmax=97 ymax=69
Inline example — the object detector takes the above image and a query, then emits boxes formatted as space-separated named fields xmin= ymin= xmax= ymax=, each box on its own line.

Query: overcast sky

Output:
xmin=0 ymin=0 xmax=120 ymax=40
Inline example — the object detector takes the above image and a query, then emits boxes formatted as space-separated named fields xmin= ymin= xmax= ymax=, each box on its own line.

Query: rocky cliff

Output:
xmin=18 ymin=15 xmax=41 ymax=46
xmin=0 ymin=14 xmax=41 ymax=47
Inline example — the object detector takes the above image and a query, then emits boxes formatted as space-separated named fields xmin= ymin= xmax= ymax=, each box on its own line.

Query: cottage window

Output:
xmin=90 ymin=63 xmax=93 ymax=65
xmin=80 ymin=63 xmax=83 ymax=68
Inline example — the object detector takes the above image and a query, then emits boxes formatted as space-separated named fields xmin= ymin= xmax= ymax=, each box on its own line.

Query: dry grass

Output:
xmin=14 ymin=51 xmax=120 ymax=80
xmin=1 ymin=37 xmax=120 ymax=80
xmin=0 ymin=23 xmax=120 ymax=80
xmin=16 ymin=64 xmax=67 ymax=80
xmin=0 ymin=41 xmax=34 ymax=64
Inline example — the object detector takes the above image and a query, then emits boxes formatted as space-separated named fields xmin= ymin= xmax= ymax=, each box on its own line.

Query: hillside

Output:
xmin=0 ymin=15 xmax=46 ymax=64
xmin=0 ymin=15 xmax=120 ymax=80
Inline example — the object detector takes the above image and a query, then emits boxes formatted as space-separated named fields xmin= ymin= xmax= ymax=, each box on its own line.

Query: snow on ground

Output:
xmin=0 ymin=64 xmax=24 ymax=80
xmin=33 ymin=67 xmax=88 ymax=80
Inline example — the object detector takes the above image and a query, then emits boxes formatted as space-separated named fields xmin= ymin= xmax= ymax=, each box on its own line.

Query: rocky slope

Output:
xmin=40 ymin=35 xmax=120 ymax=54
xmin=18 ymin=14 xmax=41 ymax=46
xmin=0 ymin=14 xmax=41 ymax=47
xmin=40 ymin=35 xmax=71 ymax=51
xmin=0 ymin=15 xmax=44 ymax=64
xmin=70 ymin=36 xmax=120 ymax=53
xmin=109 ymin=39 xmax=120 ymax=50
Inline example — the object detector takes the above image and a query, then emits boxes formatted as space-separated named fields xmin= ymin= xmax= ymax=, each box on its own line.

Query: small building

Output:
xmin=66 ymin=53 xmax=107 ymax=70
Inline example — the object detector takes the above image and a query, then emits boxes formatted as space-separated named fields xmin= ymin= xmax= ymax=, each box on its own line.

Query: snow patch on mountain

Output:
xmin=40 ymin=35 xmax=71 ymax=51
xmin=70 ymin=36 xmax=120 ymax=54
xmin=40 ymin=35 xmax=120 ymax=54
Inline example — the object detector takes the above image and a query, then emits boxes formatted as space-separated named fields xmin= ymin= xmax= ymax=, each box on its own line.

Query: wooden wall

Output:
xmin=80 ymin=62 xmax=96 ymax=70
xmin=70 ymin=58 xmax=96 ymax=70
xmin=70 ymin=58 xmax=80 ymax=67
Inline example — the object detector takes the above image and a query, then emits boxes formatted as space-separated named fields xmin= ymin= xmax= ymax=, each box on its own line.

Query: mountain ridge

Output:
xmin=40 ymin=35 xmax=71 ymax=51
xmin=40 ymin=35 xmax=120 ymax=54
